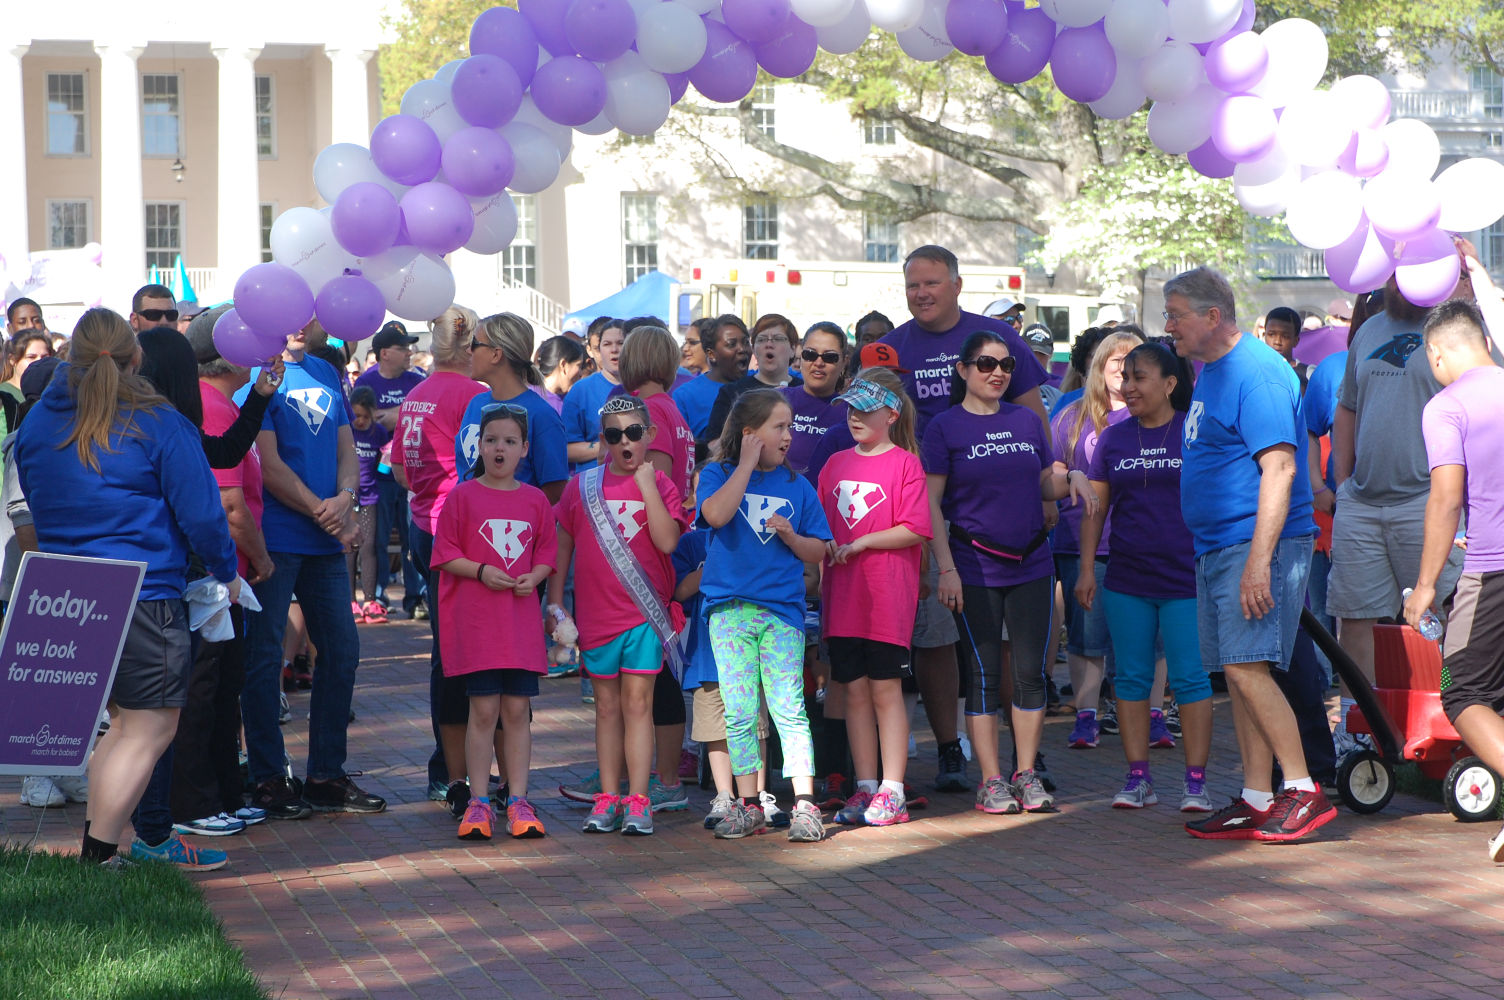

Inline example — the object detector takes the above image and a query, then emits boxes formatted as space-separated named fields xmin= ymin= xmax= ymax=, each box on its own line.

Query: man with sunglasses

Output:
xmin=130 ymin=283 xmax=179 ymax=333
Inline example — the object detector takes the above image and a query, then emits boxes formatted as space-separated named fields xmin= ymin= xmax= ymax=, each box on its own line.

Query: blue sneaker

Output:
xmin=233 ymin=805 xmax=268 ymax=825
xmin=647 ymin=774 xmax=690 ymax=812
xmin=130 ymin=833 xmax=228 ymax=871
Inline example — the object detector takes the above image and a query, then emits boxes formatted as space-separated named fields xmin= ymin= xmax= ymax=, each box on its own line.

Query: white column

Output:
xmin=0 ymin=42 xmax=29 ymax=279
xmin=212 ymin=44 xmax=263 ymax=296
xmin=94 ymin=42 xmax=146 ymax=313
xmin=327 ymin=48 xmax=375 ymax=146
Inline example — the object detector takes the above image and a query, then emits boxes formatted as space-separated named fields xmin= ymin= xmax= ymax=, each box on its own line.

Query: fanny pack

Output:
xmin=949 ymin=522 xmax=1050 ymax=564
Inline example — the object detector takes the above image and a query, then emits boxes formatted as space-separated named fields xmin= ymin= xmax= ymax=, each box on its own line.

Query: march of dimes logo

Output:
xmin=833 ymin=481 xmax=886 ymax=529
xmin=740 ymin=494 xmax=794 ymax=543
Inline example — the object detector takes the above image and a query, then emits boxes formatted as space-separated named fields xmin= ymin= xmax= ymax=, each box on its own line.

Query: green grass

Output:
xmin=0 ymin=845 xmax=268 ymax=1000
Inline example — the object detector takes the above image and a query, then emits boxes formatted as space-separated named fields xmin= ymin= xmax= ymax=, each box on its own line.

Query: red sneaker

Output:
xmin=1255 ymin=786 xmax=1337 ymax=843
xmin=816 ymin=773 xmax=847 ymax=811
xmin=1184 ymin=797 xmax=1271 ymax=840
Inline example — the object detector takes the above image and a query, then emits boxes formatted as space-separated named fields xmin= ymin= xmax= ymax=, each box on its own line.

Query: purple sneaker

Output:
xmin=1068 ymin=710 xmax=1100 ymax=749
xmin=1149 ymin=709 xmax=1177 ymax=749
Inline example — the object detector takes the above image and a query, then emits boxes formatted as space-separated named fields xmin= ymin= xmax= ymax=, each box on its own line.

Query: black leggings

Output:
xmin=953 ymin=575 xmax=1055 ymax=715
xmin=653 ymin=667 xmax=687 ymax=726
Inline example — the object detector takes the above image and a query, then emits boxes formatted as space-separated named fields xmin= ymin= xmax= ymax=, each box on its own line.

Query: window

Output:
xmin=750 ymin=82 xmax=775 ymax=139
xmin=1482 ymin=220 xmax=1504 ymax=274
xmin=46 ymin=73 xmax=88 ymax=156
xmin=622 ymin=193 xmax=658 ymax=286
xmin=260 ymin=204 xmax=275 ymax=262
xmin=863 ymin=117 xmax=896 ymax=146
xmin=255 ymin=75 xmax=275 ymax=158
xmin=46 ymin=200 xmax=90 ymax=249
xmin=863 ymin=213 xmax=899 ymax=263
xmin=141 ymin=73 xmax=182 ymax=157
xmin=743 ymin=198 xmax=778 ymax=260
xmin=144 ymin=202 xmax=183 ymax=271
xmin=503 ymin=194 xmax=537 ymax=287
xmin=1015 ymin=224 xmax=1045 ymax=267
xmin=1475 ymin=66 xmax=1503 ymax=148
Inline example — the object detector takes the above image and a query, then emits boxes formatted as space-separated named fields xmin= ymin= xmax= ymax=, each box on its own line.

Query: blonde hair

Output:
xmin=60 ymin=308 xmax=168 ymax=473
xmin=852 ymin=366 xmax=919 ymax=455
xmin=618 ymin=325 xmax=680 ymax=392
xmin=1067 ymin=330 xmax=1144 ymax=459
xmin=429 ymin=305 xmax=480 ymax=367
xmin=476 ymin=312 xmax=543 ymax=386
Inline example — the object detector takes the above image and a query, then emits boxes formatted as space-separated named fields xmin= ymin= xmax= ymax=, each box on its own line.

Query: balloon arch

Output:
xmin=214 ymin=0 xmax=1504 ymax=363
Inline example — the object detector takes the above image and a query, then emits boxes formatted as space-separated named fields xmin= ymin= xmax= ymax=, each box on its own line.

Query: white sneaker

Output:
xmin=279 ymin=692 xmax=292 ymax=724
xmin=759 ymin=790 xmax=790 ymax=829
xmin=53 ymin=774 xmax=89 ymax=803
xmin=21 ymin=776 xmax=65 ymax=808
xmin=958 ymin=734 xmax=974 ymax=761
xmin=1490 ymin=823 xmax=1504 ymax=864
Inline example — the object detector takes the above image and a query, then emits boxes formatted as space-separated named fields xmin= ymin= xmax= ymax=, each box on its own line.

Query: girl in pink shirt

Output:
xmin=818 ymin=368 xmax=932 ymax=827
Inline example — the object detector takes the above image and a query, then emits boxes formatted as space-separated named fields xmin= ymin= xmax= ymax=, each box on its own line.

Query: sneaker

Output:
xmin=445 ymin=780 xmax=472 ymax=819
xmin=458 ymin=798 xmax=494 ymax=840
xmin=303 ymin=774 xmax=387 ymax=814
xmin=1332 ymin=725 xmax=1374 ymax=761
xmin=902 ymin=784 xmax=930 ymax=810
xmin=130 ymin=833 xmax=229 ymax=872
xmin=1098 ymin=699 xmax=1119 ymax=735
xmin=20 ymin=776 xmax=65 ymax=808
xmin=647 ymin=775 xmax=690 ymax=812
xmin=291 ymin=654 xmax=313 ymax=690
xmin=412 ymin=599 xmax=429 ymax=620
xmin=1013 ymin=769 xmax=1056 ymax=812
xmin=250 ymin=776 xmax=312 ymax=820
xmin=582 ymin=793 xmax=623 ymax=833
xmin=1111 ymin=773 xmax=1158 ymax=809
xmin=1184 ymin=797 xmax=1271 ymax=840
xmin=760 ymin=790 xmax=790 ymax=829
xmin=1068 ymin=711 xmax=1100 ymax=749
xmin=864 ymin=788 xmax=910 ymax=826
xmin=713 ymin=799 xmax=766 ymax=839
xmin=278 ymin=692 xmax=292 ymax=724
xmin=1033 ymin=754 xmax=1056 ymax=793
xmin=787 ymin=799 xmax=825 ymax=842
xmin=817 ymin=773 xmax=848 ymax=811
xmin=620 ymin=793 xmax=654 ymax=835
xmin=1180 ymin=776 xmax=1214 ymax=813
xmin=1489 ymin=823 xmax=1504 ymax=864
xmin=560 ymin=770 xmax=607 ymax=804
xmin=174 ymin=813 xmax=247 ymax=837
xmin=99 ymin=855 xmax=134 ymax=872
xmin=703 ymin=791 xmax=735 ymax=830
xmin=975 ymin=775 xmax=1022 ymax=814
xmin=581 ymin=675 xmax=595 ymax=704
xmin=1254 ymin=786 xmax=1337 ymax=843
xmin=935 ymin=740 xmax=970 ymax=792
xmin=361 ymin=600 xmax=388 ymax=624
xmin=833 ymin=788 xmax=874 ymax=825
xmin=958 ymin=734 xmax=973 ymax=761
xmin=678 ymin=747 xmax=699 ymax=779
xmin=546 ymin=659 xmax=579 ymax=678
xmin=427 ymin=778 xmax=450 ymax=803
xmin=507 ymin=797 xmax=546 ymax=838
xmin=53 ymin=774 xmax=88 ymax=803
xmin=1164 ymin=699 xmax=1182 ymax=738
xmin=233 ymin=805 xmax=268 ymax=825
xmin=1149 ymin=709 xmax=1177 ymax=749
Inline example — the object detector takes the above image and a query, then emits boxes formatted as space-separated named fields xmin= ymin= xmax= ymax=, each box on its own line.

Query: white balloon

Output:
xmin=897 ymin=0 xmax=952 ymax=61
xmin=793 ymin=0 xmax=857 ymax=27
xmin=1088 ymin=58 xmax=1147 ymax=120
xmin=500 ymin=121 xmax=563 ymax=194
xmin=270 ymin=206 xmax=357 ymax=293
xmin=513 ymin=96 xmax=574 ymax=162
xmin=1146 ymin=84 xmax=1220 ymax=154
xmin=638 ymin=1 xmax=710 ymax=74
xmin=1141 ymin=41 xmax=1205 ymax=103
xmin=400 ymin=78 xmax=467 ymax=144
xmin=866 ymin=0 xmax=923 ymax=32
xmin=679 ymin=0 xmax=718 ymax=12
xmin=604 ymin=52 xmax=673 ymax=136
xmin=365 ymin=246 xmax=456 ymax=321
xmin=1276 ymin=90 xmax=1353 ymax=170
xmin=466 ymin=191 xmax=519 ymax=255
xmin=1105 ymin=0 xmax=1171 ymax=59
xmin=434 ymin=59 xmax=465 ymax=85
xmin=1045 ymin=0 xmax=1112 ymax=29
xmin=1166 ymin=0 xmax=1241 ymax=45
xmin=1285 ymin=171 xmax=1365 ymax=250
xmin=1380 ymin=118 xmax=1441 ymax=180
xmin=1435 ymin=158 xmax=1504 ymax=233
xmin=817 ymin=0 xmax=872 ymax=53
xmin=313 ymin=143 xmax=407 ymax=204
xmin=1249 ymin=18 xmax=1327 ymax=109
xmin=1233 ymin=145 xmax=1298 ymax=216
xmin=1329 ymin=74 xmax=1392 ymax=131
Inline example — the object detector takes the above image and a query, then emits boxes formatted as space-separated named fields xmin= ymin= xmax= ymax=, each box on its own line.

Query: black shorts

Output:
xmin=827 ymin=637 xmax=911 ymax=684
xmin=112 ymin=599 xmax=192 ymax=710
xmin=1441 ymin=571 xmax=1504 ymax=721
xmin=464 ymin=668 xmax=541 ymax=699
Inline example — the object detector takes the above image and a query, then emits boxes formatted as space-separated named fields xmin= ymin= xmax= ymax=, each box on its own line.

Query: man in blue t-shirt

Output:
xmin=235 ymin=321 xmax=386 ymax=822
xmin=1167 ymin=266 xmax=1334 ymax=844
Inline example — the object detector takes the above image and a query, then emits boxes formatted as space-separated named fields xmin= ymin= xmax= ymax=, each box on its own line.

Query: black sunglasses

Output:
xmin=965 ymin=355 xmax=1016 ymax=374
xmin=601 ymin=423 xmax=648 ymax=445
xmin=469 ymin=337 xmax=498 ymax=352
xmin=139 ymin=308 xmax=179 ymax=322
xmin=801 ymin=348 xmax=842 ymax=365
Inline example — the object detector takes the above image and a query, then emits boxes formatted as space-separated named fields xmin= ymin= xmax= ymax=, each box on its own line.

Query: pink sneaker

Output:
xmin=678 ymin=747 xmax=699 ymax=779
xmin=863 ymin=788 xmax=910 ymax=826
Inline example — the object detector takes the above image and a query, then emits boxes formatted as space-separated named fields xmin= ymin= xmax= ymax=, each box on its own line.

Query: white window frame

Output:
xmin=622 ymin=193 xmax=659 ymax=287
xmin=45 ymin=199 xmax=92 ymax=249
xmin=260 ymin=202 xmax=276 ymax=262
xmin=144 ymin=200 xmax=185 ymax=272
xmin=141 ymin=72 xmax=183 ymax=158
xmin=255 ymin=74 xmax=276 ymax=159
xmin=750 ymin=81 xmax=775 ymax=140
xmin=45 ymin=71 xmax=89 ymax=157
xmin=743 ymin=198 xmax=779 ymax=260
xmin=504 ymin=194 xmax=538 ymax=288
xmin=863 ymin=117 xmax=896 ymax=146
xmin=863 ymin=213 xmax=899 ymax=264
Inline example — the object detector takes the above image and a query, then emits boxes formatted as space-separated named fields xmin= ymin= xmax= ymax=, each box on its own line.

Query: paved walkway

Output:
xmin=6 ymin=617 xmax=1504 ymax=1000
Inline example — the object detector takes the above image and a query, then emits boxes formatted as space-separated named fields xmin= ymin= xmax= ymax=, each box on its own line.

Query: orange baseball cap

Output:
xmin=858 ymin=341 xmax=910 ymax=373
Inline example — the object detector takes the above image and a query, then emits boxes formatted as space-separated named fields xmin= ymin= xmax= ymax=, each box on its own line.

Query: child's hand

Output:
xmin=766 ymin=514 xmax=794 ymax=539
xmin=738 ymin=432 xmax=764 ymax=470
xmin=830 ymin=539 xmax=864 ymax=565
xmin=632 ymin=462 xmax=657 ymax=493
xmin=478 ymin=565 xmax=516 ymax=591
xmin=513 ymin=576 xmax=536 ymax=598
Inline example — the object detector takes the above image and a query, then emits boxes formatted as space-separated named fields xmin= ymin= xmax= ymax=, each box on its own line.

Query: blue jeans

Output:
xmin=374 ymin=478 xmax=422 ymax=607
xmin=243 ymin=550 xmax=361 ymax=783
xmin=1196 ymin=535 xmax=1314 ymax=671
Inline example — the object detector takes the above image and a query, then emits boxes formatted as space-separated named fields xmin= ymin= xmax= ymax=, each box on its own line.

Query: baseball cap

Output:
xmin=983 ymin=297 xmax=1023 ymax=318
xmin=1326 ymin=297 xmax=1353 ymax=321
xmin=562 ymin=316 xmax=587 ymax=337
xmin=178 ymin=301 xmax=207 ymax=321
xmin=372 ymin=321 xmax=418 ymax=353
xmin=836 ymin=377 xmax=902 ymax=413
xmin=185 ymin=304 xmax=235 ymax=364
xmin=1022 ymin=325 xmax=1054 ymax=356
xmin=857 ymin=341 xmax=910 ymax=373
xmin=21 ymin=355 xmax=61 ymax=401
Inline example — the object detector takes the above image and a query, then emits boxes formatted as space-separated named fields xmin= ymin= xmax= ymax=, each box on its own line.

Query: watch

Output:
xmin=341 ymin=487 xmax=359 ymax=507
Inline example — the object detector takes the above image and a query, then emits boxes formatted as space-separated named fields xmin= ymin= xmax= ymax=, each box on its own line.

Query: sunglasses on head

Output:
xmin=139 ymin=308 xmax=179 ymax=322
xmin=480 ymin=402 xmax=528 ymax=417
xmin=801 ymin=348 xmax=842 ymax=365
xmin=601 ymin=423 xmax=647 ymax=445
xmin=965 ymin=355 xmax=1016 ymax=374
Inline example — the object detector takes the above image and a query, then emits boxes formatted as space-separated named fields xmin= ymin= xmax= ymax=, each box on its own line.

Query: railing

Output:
xmin=491 ymin=274 xmax=565 ymax=339
xmin=1252 ymin=246 xmax=1327 ymax=280
xmin=1388 ymin=89 xmax=1487 ymax=121
xmin=148 ymin=266 xmax=222 ymax=303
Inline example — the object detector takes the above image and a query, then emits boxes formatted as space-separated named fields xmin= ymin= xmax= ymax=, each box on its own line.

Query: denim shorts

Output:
xmin=1055 ymin=555 xmax=1111 ymax=658
xmin=1196 ymin=535 xmax=1314 ymax=671
xmin=463 ymin=668 xmax=541 ymax=699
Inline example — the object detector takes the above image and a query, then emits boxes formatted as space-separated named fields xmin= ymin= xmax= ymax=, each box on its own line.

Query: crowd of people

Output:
xmin=9 ymin=235 xmax=1504 ymax=869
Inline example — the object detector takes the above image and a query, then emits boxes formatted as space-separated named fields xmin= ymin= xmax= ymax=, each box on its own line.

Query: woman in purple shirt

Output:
xmin=781 ymin=321 xmax=849 ymax=475
xmin=1075 ymin=342 xmax=1214 ymax=812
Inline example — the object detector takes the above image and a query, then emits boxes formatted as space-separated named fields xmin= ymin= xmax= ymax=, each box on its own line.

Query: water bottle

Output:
xmin=1401 ymin=588 xmax=1445 ymax=641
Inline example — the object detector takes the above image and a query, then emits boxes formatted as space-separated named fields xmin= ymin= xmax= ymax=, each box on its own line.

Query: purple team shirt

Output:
xmin=921 ymin=403 xmax=1054 ymax=588
xmin=781 ymin=385 xmax=846 ymax=475
xmin=354 ymin=368 xmax=425 ymax=410
xmin=1087 ymin=412 xmax=1196 ymax=599
xmin=1422 ymin=365 xmax=1504 ymax=574
xmin=1051 ymin=403 xmax=1131 ymax=556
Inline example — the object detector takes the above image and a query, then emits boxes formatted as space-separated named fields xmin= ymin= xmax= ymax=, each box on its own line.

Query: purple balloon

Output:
xmin=1187 ymin=138 xmax=1236 ymax=179
xmin=1204 ymin=32 xmax=1267 ymax=94
xmin=564 ymin=0 xmax=636 ymax=62
xmin=314 ymin=273 xmax=387 ymax=342
xmin=664 ymin=71 xmax=690 ymax=105
xmin=469 ymin=7 xmax=539 ymax=89
xmin=331 ymin=182 xmax=401 ymax=258
xmin=520 ymin=0 xmax=574 ymax=56
xmin=212 ymin=308 xmax=286 ymax=368
xmin=1325 ymin=220 xmax=1397 ymax=295
xmin=400 ymin=182 xmax=476 ymax=256
xmin=1051 ymin=26 xmax=1116 ymax=104
xmin=984 ymin=6 xmax=1055 ymax=84
xmin=947 ymin=0 xmax=1009 ymax=57
xmin=531 ymin=56 xmax=608 ymax=127
xmin=690 ymin=19 xmax=759 ymax=104
xmin=233 ymin=262 xmax=315 ymax=339
xmin=451 ymin=55 xmax=524 ymax=128
xmin=1396 ymin=228 xmax=1461 ymax=306
xmin=442 ymin=127 xmax=515 ymax=198
xmin=721 ymin=0 xmax=792 ymax=44
xmin=1232 ymin=0 xmax=1256 ymax=35
xmin=754 ymin=18 xmax=818 ymax=79
xmin=370 ymin=114 xmax=442 ymax=186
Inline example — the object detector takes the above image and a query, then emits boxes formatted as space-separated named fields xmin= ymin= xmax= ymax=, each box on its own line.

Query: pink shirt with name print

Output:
xmin=818 ymin=446 xmax=933 ymax=648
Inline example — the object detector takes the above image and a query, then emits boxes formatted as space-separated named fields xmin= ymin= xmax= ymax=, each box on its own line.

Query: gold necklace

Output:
xmin=1134 ymin=412 xmax=1177 ymax=489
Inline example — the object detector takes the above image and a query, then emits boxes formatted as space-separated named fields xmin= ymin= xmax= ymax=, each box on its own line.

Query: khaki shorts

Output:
xmin=691 ymin=683 xmax=769 ymax=743
xmin=911 ymin=554 xmax=960 ymax=649
xmin=1328 ymin=490 xmax=1465 ymax=620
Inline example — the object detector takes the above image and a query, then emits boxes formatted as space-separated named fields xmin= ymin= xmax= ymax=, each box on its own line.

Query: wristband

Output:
xmin=939 ymin=567 xmax=957 ymax=576
xmin=475 ymin=563 xmax=486 ymax=581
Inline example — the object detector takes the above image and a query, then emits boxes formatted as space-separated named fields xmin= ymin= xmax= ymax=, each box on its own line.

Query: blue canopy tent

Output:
xmin=563 ymin=270 xmax=685 ymax=330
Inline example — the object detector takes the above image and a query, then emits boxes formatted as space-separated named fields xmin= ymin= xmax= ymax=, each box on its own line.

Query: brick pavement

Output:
xmin=6 ymin=617 xmax=1504 ymax=1000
